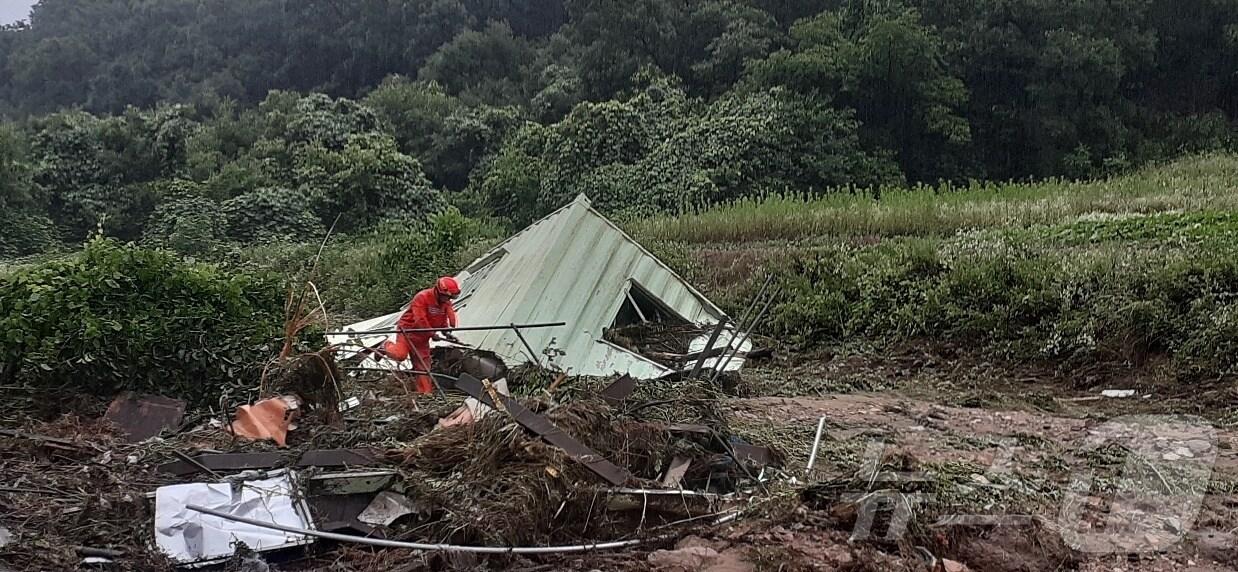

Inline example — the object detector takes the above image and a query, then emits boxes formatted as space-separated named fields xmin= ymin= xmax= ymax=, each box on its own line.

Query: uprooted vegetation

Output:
xmin=0 ymin=369 xmax=788 ymax=570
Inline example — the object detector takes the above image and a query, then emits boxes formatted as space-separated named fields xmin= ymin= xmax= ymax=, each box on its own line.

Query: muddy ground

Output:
xmin=2 ymin=344 xmax=1236 ymax=571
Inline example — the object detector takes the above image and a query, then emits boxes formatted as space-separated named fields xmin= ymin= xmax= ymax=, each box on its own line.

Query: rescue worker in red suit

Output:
xmin=381 ymin=276 xmax=461 ymax=393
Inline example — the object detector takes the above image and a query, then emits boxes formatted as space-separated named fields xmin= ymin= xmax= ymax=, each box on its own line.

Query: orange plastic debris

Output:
xmin=230 ymin=396 xmax=298 ymax=447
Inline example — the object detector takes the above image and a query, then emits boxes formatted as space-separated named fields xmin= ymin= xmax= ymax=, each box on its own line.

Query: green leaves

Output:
xmin=474 ymin=77 xmax=898 ymax=224
xmin=0 ymin=238 xmax=285 ymax=410
xmin=221 ymin=187 xmax=322 ymax=242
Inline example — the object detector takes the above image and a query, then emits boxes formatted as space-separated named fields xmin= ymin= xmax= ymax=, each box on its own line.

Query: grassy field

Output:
xmin=631 ymin=153 xmax=1238 ymax=383
xmin=629 ymin=153 xmax=1238 ymax=243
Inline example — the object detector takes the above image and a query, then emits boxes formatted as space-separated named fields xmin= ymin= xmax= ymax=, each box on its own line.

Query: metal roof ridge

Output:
xmin=457 ymin=194 xmax=727 ymax=323
xmin=457 ymin=196 xmax=587 ymax=273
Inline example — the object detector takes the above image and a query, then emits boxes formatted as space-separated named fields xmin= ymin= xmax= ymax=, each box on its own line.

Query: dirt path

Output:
xmin=720 ymin=388 xmax=1238 ymax=571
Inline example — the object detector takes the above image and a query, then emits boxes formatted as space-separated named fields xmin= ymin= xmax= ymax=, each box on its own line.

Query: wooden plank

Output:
xmin=660 ymin=456 xmax=691 ymax=488
xmin=599 ymin=374 xmax=635 ymax=405
xmin=456 ymin=374 xmax=630 ymax=486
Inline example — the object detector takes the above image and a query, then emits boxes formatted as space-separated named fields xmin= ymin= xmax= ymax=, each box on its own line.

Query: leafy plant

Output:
xmin=222 ymin=187 xmax=323 ymax=242
xmin=0 ymin=238 xmax=285 ymax=409
xmin=143 ymin=195 xmax=224 ymax=255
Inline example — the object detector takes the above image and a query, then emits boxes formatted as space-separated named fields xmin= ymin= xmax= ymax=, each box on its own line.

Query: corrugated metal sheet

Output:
xmin=330 ymin=195 xmax=728 ymax=378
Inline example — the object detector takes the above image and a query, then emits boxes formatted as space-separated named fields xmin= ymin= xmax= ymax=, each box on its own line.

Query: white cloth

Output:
xmin=154 ymin=470 xmax=314 ymax=566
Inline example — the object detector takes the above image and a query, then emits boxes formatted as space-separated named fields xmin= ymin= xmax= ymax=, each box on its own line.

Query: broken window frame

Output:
xmin=610 ymin=279 xmax=691 ymax=329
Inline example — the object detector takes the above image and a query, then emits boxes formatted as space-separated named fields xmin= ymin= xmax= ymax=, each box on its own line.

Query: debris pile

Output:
xmin=0 ymin=355 xmax=782 ymax=570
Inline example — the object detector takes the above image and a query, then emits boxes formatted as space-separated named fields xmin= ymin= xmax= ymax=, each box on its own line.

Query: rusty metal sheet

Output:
xmin=456 ymin=374 xmax=630 ymax=486
xmin=296 ymin=449 xmax=382 ymax=468
xmin=599 ymin=374 xmax=635 ymax=405
xmin=158 ymin=452 xmax=286 ymax=476
xmin=104 ymin=393 xmax=186 ymax=443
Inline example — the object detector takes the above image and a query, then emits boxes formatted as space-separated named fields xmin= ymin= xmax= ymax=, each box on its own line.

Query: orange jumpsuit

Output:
xmin=383 ymin=287 xmax=458 ymax=393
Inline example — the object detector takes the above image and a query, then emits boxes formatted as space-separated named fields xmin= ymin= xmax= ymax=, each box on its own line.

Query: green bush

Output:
xmin=0 ymin=211 xmax=60 ymax=258
xmin=143 ymin=195 xmax=225 ymax=256
xmin=222 ymin=187 xmax=323 ymax=242
xmin=764 ymin=236 xmax=1238 ymax=379
xmin=236 ymin=209 xmax=499 ymax=320
xmin=0 ymin=238 xmax=286 ymax=409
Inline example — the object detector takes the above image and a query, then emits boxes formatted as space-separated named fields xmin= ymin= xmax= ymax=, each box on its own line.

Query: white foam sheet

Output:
xmin=154 ymin=470 xmax=315 ymax=566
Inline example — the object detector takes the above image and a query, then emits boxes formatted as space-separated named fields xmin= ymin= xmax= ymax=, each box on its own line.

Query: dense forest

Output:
xmin=0 ymin=0 xmax=1235 ymax=257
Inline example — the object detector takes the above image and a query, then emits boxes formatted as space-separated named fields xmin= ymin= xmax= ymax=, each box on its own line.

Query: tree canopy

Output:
xmin=0 ymin=0 xmax=1234 ymax=256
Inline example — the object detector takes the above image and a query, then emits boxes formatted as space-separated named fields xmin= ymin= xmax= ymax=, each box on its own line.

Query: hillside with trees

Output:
xmin=0 ymin=0 xmax=1235 ymax=259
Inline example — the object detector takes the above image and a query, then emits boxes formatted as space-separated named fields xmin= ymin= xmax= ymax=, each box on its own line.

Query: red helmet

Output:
xmin=436 ymin=276 xmax=461 ymax=298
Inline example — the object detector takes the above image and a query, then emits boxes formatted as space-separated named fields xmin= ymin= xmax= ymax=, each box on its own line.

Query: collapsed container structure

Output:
xmin=330 ymin=194 xmax=749 ymax=378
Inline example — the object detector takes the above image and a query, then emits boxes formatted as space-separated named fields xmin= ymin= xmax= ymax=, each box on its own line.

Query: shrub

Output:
xmin=222 ymin=187 xmax=323 ymax=242
xmin=0 ymin=238 xmax=286 ymax=410
xmin=762 ymin=235 xmax=1238 ymax=379
xmin=0 ymin=211 xmax=60 ymax=258
xmin=236 ymin=209 xmax=499 ymax=320
xmin=143 ymin=195 xmax=225 ymax=256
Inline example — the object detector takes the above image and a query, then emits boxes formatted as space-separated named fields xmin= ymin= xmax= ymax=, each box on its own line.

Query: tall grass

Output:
xmin=628 ymin=153 xmax=1238 ymax=380
xmin=628 ymin=153 xmax=1238 ymax=243
xmin=756 ymin=234 xmax=1238 ymax=381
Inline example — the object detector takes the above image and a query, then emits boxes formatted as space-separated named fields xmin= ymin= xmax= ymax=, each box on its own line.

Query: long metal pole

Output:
xmin=708 ymin=286 xmax=779 ymax=385
xmin=690 ymin=275 xmax=770 ymax=381
xmin=325 ymin=322 xmax=565 ymax=336
xmin=510 ymin=324 xmax=543 ymax=368
xmin=688 ymin=319 xmax=729 ymax=380
xmin=186 ymin=504 xmax=654 ymax=554
xmin=699 ymin=274 xmax=772 ymax=380
xmin=727 ymin=275 xmax=774 ymax=349
xmin=805 ymin=416 xmax=828 ymax=472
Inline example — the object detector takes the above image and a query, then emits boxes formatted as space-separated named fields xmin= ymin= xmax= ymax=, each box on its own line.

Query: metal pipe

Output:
xmin=186 ymin=504 xmax=654 ymax=554
xmin=688 ymin=319 xmax=729 ymax=380
xmin=606 ymin=488 xmax=723 ymax=499
xmin=728 ymin=275 xmax=774 ymax=348
xmin=806 ymin=416 xmax=827 ymax=472
xmin=324 ymin=322 xmax=566 ymax=337
xmin=702 ymin=275 xmax=772 ymax=380
xmin=709 ymin=285 xmax=779 ymax=385
xmin=510 ymin=324 xmax=543 ymax=368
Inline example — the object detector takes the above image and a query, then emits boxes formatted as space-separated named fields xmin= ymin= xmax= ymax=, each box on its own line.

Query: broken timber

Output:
xmin=454 ymin=373 xmax=631 ymax=486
